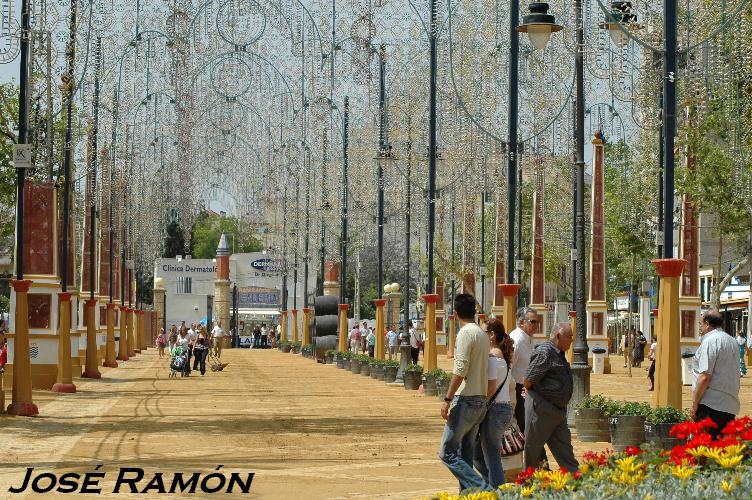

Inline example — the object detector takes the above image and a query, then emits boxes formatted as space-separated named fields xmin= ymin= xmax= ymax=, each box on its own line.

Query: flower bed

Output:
xmin=421 ymin=416 xmax=752 ymax=499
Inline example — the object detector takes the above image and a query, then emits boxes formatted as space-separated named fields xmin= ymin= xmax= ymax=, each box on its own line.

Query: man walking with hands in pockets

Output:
xmin=438 ymin=294 xmax=490 ymax=492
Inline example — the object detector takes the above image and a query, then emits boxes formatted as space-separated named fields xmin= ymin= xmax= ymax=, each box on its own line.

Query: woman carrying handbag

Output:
xmin=473 ymin=318 xmax=516 ymax=488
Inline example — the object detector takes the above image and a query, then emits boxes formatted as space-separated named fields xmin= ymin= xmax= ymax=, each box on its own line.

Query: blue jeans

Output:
xmin=474 ymin=402 xmax=513 ymax=488
xmin=439 ymin=395 xmax=490 ymax=492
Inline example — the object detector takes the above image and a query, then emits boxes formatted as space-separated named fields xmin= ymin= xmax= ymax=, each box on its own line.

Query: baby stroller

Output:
xmin=170 ymin=346 xmax=189 ymax=378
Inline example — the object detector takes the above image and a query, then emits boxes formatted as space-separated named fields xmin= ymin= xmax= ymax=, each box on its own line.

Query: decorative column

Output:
xmin=214 ymin=233 xmax=231 ymax=346
xmin=81 ymin=299 xmax=101 ymax=378
xmin=102 ymin=303 xmax=117 ymax=367
xmin=117 ymin=306 xmax=129 ymax=361
xmin=566 ymin=311 xmax=576 ymax=364
xmin=653 ymin=258 xmax=687 ymax=409
xmin=435 ymin=279 xmax=447 ymax=355
xmin=586 ymin=132 xmax=609 ymax=364
xmin=423 ymin=294 xmax=439 ymax=371
xmin=292 ymin=309 xmax=299 ymax=343
xmin=338 ymin=304 xmax=349 ymax=352
xmin=126 ymin=308 xmax=135 ymax=358
xmin=491 ymin=179 xmax=507 ymax=318
xmin=447 ymin=312 xmax=457 ymax=359
xmin=132 ymin=309 xmax=141 ymax=354
xmin=529 ymin=162 xmax=547 ymax=338
xmin=7 ymin=280 xmax=38 ymax=416
xmin=500 ymin=284 xmax=521 ymax=335
xmin=140 ymin=310 xmax=148 ymax=350
xmin=374 ymin=299 xmax=386 ymax=360
xmin=280 ymin=310 xmax=288 ymax=343
xmin=302 ymin=307 xmax=312 ymax=345
xmin=53 ymin=292 xmax=76 ymax=392
xmin=679 ymin=147 xmax=701 ymax=350
xmin=323 ymin=259 xmax=340 ymax=298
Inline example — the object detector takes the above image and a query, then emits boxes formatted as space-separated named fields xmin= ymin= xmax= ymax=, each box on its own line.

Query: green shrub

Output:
xmin=576 ymin=394 xmax=612 ymax=411
xmin=425 ymin=368 xmax=447 ymax=379
xmin=325 ymin=349 xmax=337 ymax=357
xmin=647 ymin=406 xmax=690 ymax=425
xmin=383 ymin=359 xmax=400 ymax=368
xmin=606 ymin=400 xmax=652 ymax=417
xmin=340 ymin=351 xmax=353 ymax=360
xmin=405 ymin=363 xmax=424 ymax=374
xmin=279 ymin=340 xmax=291 ymax=346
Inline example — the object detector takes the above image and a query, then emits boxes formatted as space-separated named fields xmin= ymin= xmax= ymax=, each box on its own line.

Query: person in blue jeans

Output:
xmin=439 ymin=294 xmax=491 ymax=492
xmin=474 ymin=317 xmax=514 ymax=488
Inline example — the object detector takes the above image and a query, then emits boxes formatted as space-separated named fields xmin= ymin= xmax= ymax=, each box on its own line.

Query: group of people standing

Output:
xmin=439 ymin=299 xmax=579 ymax=492
xmin=348 ymin=321 xmax=424 ymax=363
xmin=156 ymin=320 xmax=225 ymax=376
xmin=621 ymin=327 xmax=648 ymax=368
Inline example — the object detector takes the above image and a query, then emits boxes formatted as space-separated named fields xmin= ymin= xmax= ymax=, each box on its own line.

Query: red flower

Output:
xmin=670 ymin=418 xmax=717 ymax=440
xmin=625 ymin=446 xmax=644 ymax=456
xmin=573 ymin=471 xmax=582 ymax=480
xmin=515 ymin=466 xmax=537 ymax=484
xmin=722 ymin=416 xmax=752 ymax=437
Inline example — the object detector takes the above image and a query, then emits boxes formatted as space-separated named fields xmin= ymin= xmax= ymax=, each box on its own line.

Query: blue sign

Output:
xmin=250 ymin=258 xmax=282 ymax=273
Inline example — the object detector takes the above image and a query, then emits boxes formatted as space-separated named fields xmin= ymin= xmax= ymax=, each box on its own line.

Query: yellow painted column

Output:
xmin=302 ymin=308 xmax=312 ymax=345
xmin=338 ymin=304 xmax=349 ymax=352
xmin=53 ymin=292 xmax=76 ymax=392
xmin=280 ymin=310 xmax=288 ymax=344
xmin=567 ymin=311 xmax=576 ymax=364
xmin=447 ymin=312 xmax=457 ymax=359
xmin=117 ymin=306 xmax=129 ymax=361
xmin=133 ymin=310 xmax=142 ymax=354
xmin=82 ymin=299 xmax=102 ymax=378
xmin=653 ymin=259 xmax=687 ymax=409
xmin=292 ymin=309 xmax=299 ymax=343
xmin=374 ymin=299 xmax=386 ymax=360
xmin=500 ymin=284 xmax=521 ymax=335
xmin=138 ymin=311 xmax=146 ymax=351
xmin=652 ymin=308 xmax=661 ymax=408
xmin=103 ymin=303 xmax=118 ymax=368
xmin=423 ymin=294 xmax=439 ymax=371
xmin=126 ymin=308 xmax=136 ymax=358
xmin=7 ymin=280 xmax=38 ymax=416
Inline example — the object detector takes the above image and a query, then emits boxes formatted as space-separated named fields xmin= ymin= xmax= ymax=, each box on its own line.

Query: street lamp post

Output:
xmin=427 ymin=0 xmax=438 ymax=295
xmin=340 ymin=97 xmax=349 ymax=305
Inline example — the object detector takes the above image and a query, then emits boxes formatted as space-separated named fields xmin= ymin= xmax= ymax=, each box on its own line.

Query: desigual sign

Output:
xmin=249 ymin=258 xmax=282 ymax=273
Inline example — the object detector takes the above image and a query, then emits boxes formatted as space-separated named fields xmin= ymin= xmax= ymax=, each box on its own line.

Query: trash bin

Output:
xmin=681 ymin=352 xmax=695 ymax=386
xmin=592 ymin=347 xmax=607 ymax=375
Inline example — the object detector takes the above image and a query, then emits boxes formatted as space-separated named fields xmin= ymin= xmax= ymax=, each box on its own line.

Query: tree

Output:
xmin=190 ymin=211 xmax=263 ymax=258
xmin=162 ymin=220 xmax=189 ymax=258
xmin=0 ymin=83 xmax=18 ymax=262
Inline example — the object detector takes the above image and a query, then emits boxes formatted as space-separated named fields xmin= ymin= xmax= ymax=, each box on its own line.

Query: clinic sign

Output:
xmin=249 ymin=257 xmax=283 ymax=277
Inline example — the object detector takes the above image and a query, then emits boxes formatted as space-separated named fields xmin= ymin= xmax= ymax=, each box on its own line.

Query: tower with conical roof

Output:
xmin=214 ymin=233 xmax=231 ymax=347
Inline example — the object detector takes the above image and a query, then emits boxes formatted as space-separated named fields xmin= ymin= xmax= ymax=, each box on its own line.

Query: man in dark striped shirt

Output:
xmin=522 ymin=322 xmax=579 ymax=472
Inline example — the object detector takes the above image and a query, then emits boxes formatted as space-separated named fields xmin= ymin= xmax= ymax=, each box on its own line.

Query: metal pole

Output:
xmin=377 ymin=48 xmax=386 ymax=297
xmin=340 ymin=97 xmax=349 ymax=304
xmin=481 ymin=163 xmax=486 ymax=310
xmin=304 ymin=149 xmax=311 ymax=307
xmin=89 ymin=37 xmax=102 ymax=301
xmin=517 ymin=144 xmax=523 ymax=287
xmin=662 ymin=0 xmax=677 ymax=259
xmin=572 ymin=0 xmax=589 ymax=366
xmin=427 ymin=0 xmax=438 ymax=295
xmin=404 ymin=121 xmax=412 ymax=335
xmin=14 ymin=0 xmax=31 ymax=281
xmin=61 ymin=0 xmax=77 ymax=293
xmin=506 ymin=0 xmax=519 ymax=287
xmin=571 ymin=103 xmax=577 ymax=311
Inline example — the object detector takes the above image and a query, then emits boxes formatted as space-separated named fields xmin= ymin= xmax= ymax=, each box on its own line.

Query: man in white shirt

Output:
xmin=510 ymin=307 xmax=539 ymax=432
xmin=212 ymin=320 xmax=225 ymax=357
xmin=184 ymin=324 xmax=198 ymax=375
xmin=692 ymin=309 xmax=741 ymax=439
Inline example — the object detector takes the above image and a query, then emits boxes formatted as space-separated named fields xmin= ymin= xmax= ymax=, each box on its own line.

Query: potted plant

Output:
xmin=301 ymin=344 xmax=313 ymax=358
xmin=423 ymin=368 xmax=445 ymax=397
xmin=335 ymin=351 xmax=346 ymax=368
xmin=403 ymin=363 xmax=424 ymax=390
xmin=358 ymin=354 xmax=371 ymax=376
xmin=435 ymin=370 xmax=452 ymax=400
xmin=325 ymin=349 xmax=336 ymax=364
xmin=383 ymin=359 xmax=399 ymax=383
xmin=350 ymin=353 xmax=362 ymax=373
xmin=575 ymin=394 xmax=612 ymax=442
xmin=279 ymin=340 xmax=292 ymax=353
xmin=341 ymin=351 xmax=353 ymax=370
xmin=291 ymin=341 xmax=302 ymax=354
xmin=607 ymin=400 xmax=652 ymax=452
xmin=370 ymin=359 xmax=385 ymax=380
xmin=645 ymin=406 xmax=689 ymax=450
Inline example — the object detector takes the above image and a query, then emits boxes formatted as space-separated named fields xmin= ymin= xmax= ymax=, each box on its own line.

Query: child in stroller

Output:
xmin=169 ymin=345 xmax=189 ymax=378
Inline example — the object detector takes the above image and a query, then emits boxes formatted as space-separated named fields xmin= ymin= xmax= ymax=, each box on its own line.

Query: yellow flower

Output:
xmin=460 ymin=493 xmax=496 ymax=500
xmin=685 ymin=446 xmax=708 ymax=458
xmin=533 ymin=469 xmax=550 ymax=480
xmin=521 ymin=485 xmax=537 ymax=497
xmin=715 ymin=454 xmax=744 ymax=469
xmin=615 ymin=455 xmax=643 ymax=473
xmin=723 ymin=443 xmax=746 ymax=456
xmin=578 ymin=463 xmax=590 ymax=474
xmin=498 ymin=483 xmax=517 ymax=491
xmin=720 ymin=480 xmax=734 ymax=493
xmin=672 ymin=465 xmax=695 ymax=480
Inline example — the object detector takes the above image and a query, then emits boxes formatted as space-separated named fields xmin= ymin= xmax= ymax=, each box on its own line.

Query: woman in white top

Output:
xmin=474 ymin=317 xmax=514 ymax=488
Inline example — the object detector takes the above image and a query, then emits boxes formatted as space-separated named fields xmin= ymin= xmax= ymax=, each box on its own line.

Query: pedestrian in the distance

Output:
xmin=387 ymin=325 xmax=399 ymax=360
xmin=438 ymin=293 xmax=491 ymax=492
xmin=735 ymin=332 xmax=747 ymax=376
xmin=692 ymin=309 xmax=741 ymax=439
xmin=211 ymin=320 xmax=225 ymax=358
xmin=408 ymin=321 xmax=422 ymax=363
xmin=647 ymin=340 xmax=657 ymax=391
xmin=522 ymin=322 xmax=579 ymax=472
xmin=157 ymin=328 xmax=167 ymax=359
xmin=367 ymin=327 xmax=376 ymax=358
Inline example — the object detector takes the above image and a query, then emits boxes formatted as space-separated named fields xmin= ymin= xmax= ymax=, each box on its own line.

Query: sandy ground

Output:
xmin=2 ymin=349 xmax=752 ymax=500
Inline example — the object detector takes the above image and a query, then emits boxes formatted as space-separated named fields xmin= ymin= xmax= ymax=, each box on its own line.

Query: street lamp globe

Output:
xmin=391 ymin=283 xmax=400 ymax=292
xmin=516 ymin=2 xmax=563 ymax=51
xmin=601 ymin=1 xmax=639 ymax=48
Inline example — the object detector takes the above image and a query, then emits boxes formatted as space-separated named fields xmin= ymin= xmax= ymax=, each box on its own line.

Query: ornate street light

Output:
xmin=601 ymin=1 xmax=640 ymax=48
xmin=516 ymin=2 xmax=563 ymax=51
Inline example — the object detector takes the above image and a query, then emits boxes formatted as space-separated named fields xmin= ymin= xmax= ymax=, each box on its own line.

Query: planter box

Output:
xmin=645 ymin=422 xmax=684 ymax=451
xmin=609 ymin=415 xmax=647 ymax=452
xmin=343 ymin=359 xmax=351 ymax=371
xmin=336 ymin=358 xmax=345 ymax=369
xmin=436 ymin=379 xmax=449 ymax=400
xmin=384 ymin=366 xmax=398 ymax=383
xmin=325 ymin=354 xmax=334 ymax=364
xmin=281 ymin=345 xmax=292 ymax=353
xmin=403 ymin=372 xmax=422 ymax=390
xmin=360 ymin=363 xmax=371 ymax=376
xmin=350 ymin=360 xmax=361 ymax=373
xmin=371 ymin=364 xmax=384 ymax=380
xmin=423 ymin=375 xmax=438 ymax=396
xmin=575 ymin=408 xmax=611 ymax=442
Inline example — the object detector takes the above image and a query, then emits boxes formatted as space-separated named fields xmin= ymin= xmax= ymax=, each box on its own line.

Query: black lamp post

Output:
xmin=340 ymin=97 xmax=349 ymax=305
xmin=427 ymin=0 xmax=438 ymax=295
